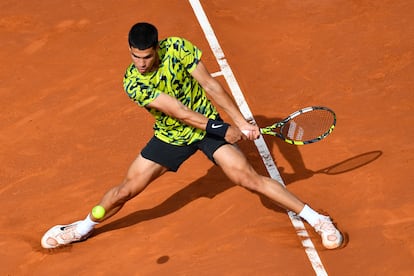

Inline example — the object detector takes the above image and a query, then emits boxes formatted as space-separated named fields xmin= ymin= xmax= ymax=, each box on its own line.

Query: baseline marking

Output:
xmin=189 ymin=0 xmax=328 ymax=275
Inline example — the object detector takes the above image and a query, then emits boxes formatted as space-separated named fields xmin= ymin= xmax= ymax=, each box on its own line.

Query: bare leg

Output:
xmin=41 ymin=154 xmax=168 ymax=248
xmin=91 ymin=154 xmax=169 ymax=222
xmin=212 ymin=144 xmax=345 ymax=249
xmin=213 ymin=144 xmax=305 ymax=213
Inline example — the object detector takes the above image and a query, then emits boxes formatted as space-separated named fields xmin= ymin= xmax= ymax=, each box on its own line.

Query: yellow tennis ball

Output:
xmin=91 ymin=205 xmax=106 ymax=219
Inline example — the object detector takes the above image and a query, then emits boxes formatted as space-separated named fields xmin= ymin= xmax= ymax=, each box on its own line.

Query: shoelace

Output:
xmin=60 ymin=225 xmax=82 ymax=241
xmin=315 ymin=218 xmax=335 ymax=234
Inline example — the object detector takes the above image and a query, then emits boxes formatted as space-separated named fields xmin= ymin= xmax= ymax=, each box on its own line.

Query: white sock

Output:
xmin=298 ymin=204 xmax=321 ymax=227
xmin=76 ymin=214 xmax=99 ymax=236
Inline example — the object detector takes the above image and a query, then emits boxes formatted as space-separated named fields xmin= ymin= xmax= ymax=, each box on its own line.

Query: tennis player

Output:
xmin=41 ymin=22 xmax=344 ymax=250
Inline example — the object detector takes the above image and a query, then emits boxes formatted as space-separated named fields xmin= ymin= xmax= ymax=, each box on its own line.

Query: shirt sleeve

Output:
xmin=176 ymin=38 xmax=202 ymax=73
xmin=123 ymin=64 xmax=161 ymax=107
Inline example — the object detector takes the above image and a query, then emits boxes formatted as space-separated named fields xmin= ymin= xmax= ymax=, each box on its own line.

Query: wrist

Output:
xmin=206 ymin=119 xmax=230 ymax=138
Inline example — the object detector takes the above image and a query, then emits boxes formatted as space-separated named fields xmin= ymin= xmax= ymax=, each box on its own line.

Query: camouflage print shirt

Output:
xmin=123 ymin=37 xmax=219 ymax=145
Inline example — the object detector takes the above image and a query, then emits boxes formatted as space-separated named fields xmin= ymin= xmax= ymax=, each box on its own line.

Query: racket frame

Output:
xmin=260 ymin=106 xmax=336 ymax=145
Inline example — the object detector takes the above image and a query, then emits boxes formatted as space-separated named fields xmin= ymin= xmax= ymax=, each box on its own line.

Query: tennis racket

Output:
xmin=244 ymin=106 xmax=336 ymax=145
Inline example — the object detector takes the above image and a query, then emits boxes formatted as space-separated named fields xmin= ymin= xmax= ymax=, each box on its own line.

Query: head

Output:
xmin=128 ymin=22 xmax=159 ymax=74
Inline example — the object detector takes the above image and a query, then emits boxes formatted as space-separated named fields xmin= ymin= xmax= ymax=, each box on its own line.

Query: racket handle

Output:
xmin=241 ymin=130 xmax=250 ymax=136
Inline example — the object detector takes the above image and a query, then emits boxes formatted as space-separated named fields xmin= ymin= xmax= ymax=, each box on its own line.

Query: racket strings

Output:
xmin=282 ymin=110 xmax=334 ymax=141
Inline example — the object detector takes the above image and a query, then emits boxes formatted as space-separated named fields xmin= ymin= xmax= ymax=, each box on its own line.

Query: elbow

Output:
xmin=200 ymin=77 xmax=218 ymax=95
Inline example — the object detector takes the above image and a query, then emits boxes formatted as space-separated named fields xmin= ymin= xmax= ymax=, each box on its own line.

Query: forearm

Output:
xmin=203 ymin=80 xmax=246 ymax=127
xmin=174 ymin=103 xmax=210 ymax=130
xmin=190 ymin=61 xmax=246 ymax=127
xmin=203 ymin=80 xmax=260 ymax=141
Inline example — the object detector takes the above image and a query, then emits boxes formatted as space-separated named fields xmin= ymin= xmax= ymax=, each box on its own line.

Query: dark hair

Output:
xmin=128 ymin=22 xmax=158 ymax=50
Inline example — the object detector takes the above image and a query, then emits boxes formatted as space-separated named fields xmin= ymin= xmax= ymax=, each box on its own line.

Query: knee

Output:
xmin=240 ymin=178 xmax=263 ymax=192
xmin=112 ymin=177 xmax=139 ymax=204
xmin=234 ymin=171 xmax=264 ymax=192
xmin=222 ymin=163 xmax=261 ymax=191
xmin=112 ymin=186 xmax=133 ymax=204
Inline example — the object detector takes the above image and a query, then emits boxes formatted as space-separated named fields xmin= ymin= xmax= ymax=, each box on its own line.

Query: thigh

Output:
xmin=212 ymin=144 xmax=259 ymax=187
xmin=197 ymin=133 xmax=228 ymax=164
xmin=122 ymin=154 xmax=169 ymax=197
xmin=127 ymin=153 xmax=169 ymax=182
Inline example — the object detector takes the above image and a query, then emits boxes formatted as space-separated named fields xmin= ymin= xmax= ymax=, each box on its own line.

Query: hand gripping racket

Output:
xmin=244 ymin=106 xmax=336 ymax=145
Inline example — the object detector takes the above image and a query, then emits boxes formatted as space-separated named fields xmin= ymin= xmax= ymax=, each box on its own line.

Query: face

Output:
xmin=129 ymin=47 xmax=159 ymax=74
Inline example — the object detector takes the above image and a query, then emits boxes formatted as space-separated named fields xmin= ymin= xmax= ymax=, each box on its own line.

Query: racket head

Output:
xmin=261 ymin=106 xmax=336 ymax=145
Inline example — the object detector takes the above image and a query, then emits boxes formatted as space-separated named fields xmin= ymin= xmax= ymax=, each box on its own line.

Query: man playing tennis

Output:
xmin=41 ymin=22 xmax=344 ymax=250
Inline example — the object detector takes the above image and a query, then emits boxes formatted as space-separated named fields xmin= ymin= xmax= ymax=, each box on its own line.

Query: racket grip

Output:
xmin=241 ymin=130 xmax=250 ymax=135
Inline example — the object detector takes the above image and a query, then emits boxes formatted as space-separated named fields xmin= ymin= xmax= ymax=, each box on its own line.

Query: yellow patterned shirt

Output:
xmin=123 ymin=37 xmax=219 ymax=145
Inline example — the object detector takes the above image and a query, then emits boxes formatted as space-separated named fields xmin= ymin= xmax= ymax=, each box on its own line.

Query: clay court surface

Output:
xmin=1 ymin=0 xmax=413 ymax=275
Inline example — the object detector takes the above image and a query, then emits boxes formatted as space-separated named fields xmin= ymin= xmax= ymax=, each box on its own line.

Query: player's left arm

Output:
xmin=190 ymin=60 xmax=259 ymax=139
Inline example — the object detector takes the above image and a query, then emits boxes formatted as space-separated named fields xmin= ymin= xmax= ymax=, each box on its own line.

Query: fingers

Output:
xmin=241 ymin=129 xmax=260 ymax=140
xmin=225 ymin=125 xmax=259 ymax=143
xmin=224 ymin=126 xmax=245 ymax=143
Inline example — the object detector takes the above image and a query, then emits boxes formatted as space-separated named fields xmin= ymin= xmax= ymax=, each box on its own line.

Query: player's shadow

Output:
xmin=93 ymin=165 xmax=241 ymax=236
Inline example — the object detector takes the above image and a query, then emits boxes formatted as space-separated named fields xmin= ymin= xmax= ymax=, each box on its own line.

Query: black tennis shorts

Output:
xmin=141 ymin=134 xmax=228 ymax=172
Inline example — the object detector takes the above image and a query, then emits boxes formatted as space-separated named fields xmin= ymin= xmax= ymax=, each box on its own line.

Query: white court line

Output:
xmin=189 ymin=1 xmax=328 ymax=275
xmin=211 ymin=71 xmax=223 ymax=77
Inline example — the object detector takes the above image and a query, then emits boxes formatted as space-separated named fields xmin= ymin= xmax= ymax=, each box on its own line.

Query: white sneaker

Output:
xmin=313 ymin=215 xmax=344 ymax=249
xmin=41 ymin=221 xmax=92 ymax=249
